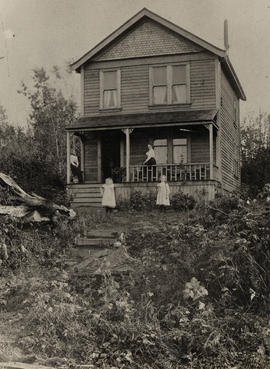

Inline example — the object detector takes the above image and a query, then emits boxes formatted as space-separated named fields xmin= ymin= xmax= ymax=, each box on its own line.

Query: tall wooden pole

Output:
xmin=66 ymin=131 xmax=71 ymax=184
xmin=209 ymin=124 xmax=214 ymax=180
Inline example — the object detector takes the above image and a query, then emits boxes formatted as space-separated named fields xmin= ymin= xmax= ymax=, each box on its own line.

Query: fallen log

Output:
xmin=0 ymin=172 xmax=76 ymax=222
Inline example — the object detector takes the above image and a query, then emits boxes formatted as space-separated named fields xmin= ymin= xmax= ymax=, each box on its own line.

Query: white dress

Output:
xmin=156 ymin=182 xmax=170 ymax=206
xmin=102 ymin=184 xmax=116 ymax=208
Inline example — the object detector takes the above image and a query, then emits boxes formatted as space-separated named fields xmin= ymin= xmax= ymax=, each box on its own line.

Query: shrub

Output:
xmin=209 ymin=193 xmax=240 ymax=213
xmin=129 ymin=190 xmax=156 ymax=211
xmin=111 ymin=167 xmax=126 ymax=183
xmin=171 ymin=191 xmax=196 ymax=211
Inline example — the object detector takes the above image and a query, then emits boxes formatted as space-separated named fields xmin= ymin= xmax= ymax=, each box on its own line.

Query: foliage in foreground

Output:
xmin=0 ymin=196 xmax=270 ymax=368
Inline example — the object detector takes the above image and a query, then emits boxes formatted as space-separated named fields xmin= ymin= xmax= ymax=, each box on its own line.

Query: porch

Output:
xmin=67 ymin=180 xmax=221 ymax=208
xmin=66 ymin=109 xmax=221 ymax=205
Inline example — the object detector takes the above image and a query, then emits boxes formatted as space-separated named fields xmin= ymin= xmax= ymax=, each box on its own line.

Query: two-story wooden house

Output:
xmin=66 ymin=8 xmax=246 ymax=208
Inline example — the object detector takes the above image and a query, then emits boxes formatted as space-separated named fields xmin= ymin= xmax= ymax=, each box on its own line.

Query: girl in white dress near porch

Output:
xmin=101 ymin=177 xmax=116 ymax=215
xmin=156 ymin=175 xmax=170 ymax=211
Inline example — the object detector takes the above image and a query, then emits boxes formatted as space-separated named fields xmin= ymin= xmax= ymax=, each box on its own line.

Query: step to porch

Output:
xmin=68 ymin=184 xmax=103 ymax=208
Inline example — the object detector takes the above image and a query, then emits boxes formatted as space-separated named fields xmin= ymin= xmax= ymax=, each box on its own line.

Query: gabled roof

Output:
xmin=71 ymin=8 xmax=246 ymax=100
xmin=71 ymin=8 xmax=226 ymax=70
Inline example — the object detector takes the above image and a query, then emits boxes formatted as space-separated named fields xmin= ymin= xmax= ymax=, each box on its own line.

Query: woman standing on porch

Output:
xmin=143 ymin=144 xmax=156 ymax=166
xmin=143 ymin=144 xmax=156 ymax=180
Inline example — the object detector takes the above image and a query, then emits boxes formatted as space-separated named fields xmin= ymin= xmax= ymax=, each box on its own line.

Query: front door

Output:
xmin=101 ymin=132 xmax=120 ymax=181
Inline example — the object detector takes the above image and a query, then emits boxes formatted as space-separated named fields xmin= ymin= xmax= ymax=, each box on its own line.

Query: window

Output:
xmin=173 ymin=138 xmax=188 ymax=164
xmin=153 ymin=139 xmax=168 ymax=164
xmin=172 ymin=65 xmax=188 ymax=104
xmin=150 ymin=64 xmax=190 ymax=105
xmin=100 ymin=69 xmax=120 ymax=109
xmin=152 ymin=67 xmax=167 ymax=104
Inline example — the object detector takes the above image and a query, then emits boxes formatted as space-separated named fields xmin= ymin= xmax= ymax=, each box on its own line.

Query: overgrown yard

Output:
xmin=0 ymin=196 xmax=269 ymax=369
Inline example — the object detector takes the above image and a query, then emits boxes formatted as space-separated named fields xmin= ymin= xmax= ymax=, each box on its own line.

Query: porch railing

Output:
xmin=129 ymin=163 xmax=210 ymax=183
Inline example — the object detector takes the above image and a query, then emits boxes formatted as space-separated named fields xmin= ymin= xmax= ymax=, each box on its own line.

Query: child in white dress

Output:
xmin=156 ymin=175 xmax=170 ymax=211
xmin=100 ymin=177 xmax=116 ymax=215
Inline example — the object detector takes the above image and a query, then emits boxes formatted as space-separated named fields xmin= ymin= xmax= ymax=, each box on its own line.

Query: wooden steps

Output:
xmin=68 ymin=184 xmax=102 ymax=208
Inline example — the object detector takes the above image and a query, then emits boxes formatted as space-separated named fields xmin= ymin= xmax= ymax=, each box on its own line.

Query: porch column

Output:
xmin=125 ymin=129 xmax=131 ymax=182
xmin=80 ymin=137 xmax=84 ymax=181
xmin=66 ymin=131 xmax=71 ymax=184
xmin=122 ymin=128 xmax=133 ymax=182
xmin=209 ymin=123 xmax=214 ymax=180
xmin=120 ymin=136 xmax=125 ymax=167
xmin=97 ymin=138 xmax=102 ymax=183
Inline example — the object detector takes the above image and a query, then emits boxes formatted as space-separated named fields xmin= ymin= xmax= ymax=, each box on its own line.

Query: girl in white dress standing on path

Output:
xmin=101 ymin=177 xmax=116 ymax=215
xmin=156 ymin=175 xmax=170 ymax=212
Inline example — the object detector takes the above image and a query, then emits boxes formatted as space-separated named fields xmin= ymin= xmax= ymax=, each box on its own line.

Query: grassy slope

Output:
xmin=0 ymin=203 xmax=269 ymax=368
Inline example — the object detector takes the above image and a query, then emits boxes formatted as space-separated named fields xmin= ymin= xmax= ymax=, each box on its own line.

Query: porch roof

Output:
xmin=66 ymin=109 xmax=218 ymax=132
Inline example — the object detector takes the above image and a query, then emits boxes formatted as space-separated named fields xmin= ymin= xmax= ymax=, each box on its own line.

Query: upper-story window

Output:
xmin=100 ymin=69 xmax=121 ymax=109
xmin=150 ymin=64 xmax=190 ymax=106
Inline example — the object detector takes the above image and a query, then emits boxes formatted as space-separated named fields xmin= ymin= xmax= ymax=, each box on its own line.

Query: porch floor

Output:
xmin=67 ymin=180 xmax=221 ymax=209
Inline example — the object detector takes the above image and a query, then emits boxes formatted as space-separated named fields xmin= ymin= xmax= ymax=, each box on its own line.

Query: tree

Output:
xmin=241 ymin=112 xmax=270 ymax=197
xmin=18 ymin=67 xmax=78 ymax=188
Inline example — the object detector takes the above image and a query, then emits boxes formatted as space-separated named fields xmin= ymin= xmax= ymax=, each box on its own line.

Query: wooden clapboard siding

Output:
xmin=84 ymin=69 xmax=99 ymax=115
xmin=190 ymin=59 xmax=216 ymax=110
xmin=121 ymin=65 xmax=149 ymax=113
xmin=84 ymin=135 xmax=99 ymax=182
xmin=83 ymin=54 xmax=216 ymax=116
xmin=190 ymin=132 xmax=216 ymax=164
xmin=219 ymin=70 xmax=241 ymax=192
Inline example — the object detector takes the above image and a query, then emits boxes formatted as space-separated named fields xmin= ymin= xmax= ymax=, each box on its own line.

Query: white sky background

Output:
xmin=0 ymin=0 xmax=269 ymax=126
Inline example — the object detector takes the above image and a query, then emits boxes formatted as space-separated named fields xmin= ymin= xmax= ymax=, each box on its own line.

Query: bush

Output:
xmin=129 ymin=190 xmax=156 ymax=211
xmin=171 ymin=191 xmax=196 ymax=211
xmin=209 ymin=193 xmax=240 ymax=213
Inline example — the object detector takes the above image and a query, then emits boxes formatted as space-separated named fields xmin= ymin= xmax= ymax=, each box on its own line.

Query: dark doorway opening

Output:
xmin=101 ymin=132 xmax=120 ymax=182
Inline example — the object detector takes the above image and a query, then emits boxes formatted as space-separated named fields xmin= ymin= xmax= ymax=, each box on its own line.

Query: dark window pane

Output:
xmin=152 ymin=66 xmax=167 ymax=85
xmin=103 ymin=71 xmax=117 ymax=89
xmin=172 ymin=65 xmax=186 ymax=84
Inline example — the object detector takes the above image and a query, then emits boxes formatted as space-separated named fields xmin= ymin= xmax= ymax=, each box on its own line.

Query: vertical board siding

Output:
xmin=219 ymin=70 xmax=241 ymax=192
xmin=83 ymin=57 xmax=216 ymax=115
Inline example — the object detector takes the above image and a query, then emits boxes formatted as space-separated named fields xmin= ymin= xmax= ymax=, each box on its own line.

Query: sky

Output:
xmin=0 ymin=0 xmax=270 ymax=126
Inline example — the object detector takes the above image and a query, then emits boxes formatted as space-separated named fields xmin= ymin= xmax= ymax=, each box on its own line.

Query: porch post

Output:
xmin=120 ymin=136 xmax=125 ymax=167
xmin=80 ymin=137 xmax=84 ymax=181
xmin=97 ymin=138 xmax=102 ymax=183
xmin=125 ymin=128 xmax=130 ymax=182
xmin=209 ymin=123 xmax=214 ymax=180
xmin=66 ymin=131 xmax=71 ymax=184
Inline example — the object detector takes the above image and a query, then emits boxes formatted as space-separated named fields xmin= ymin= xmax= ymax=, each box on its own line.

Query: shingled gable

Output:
xmin=71 ymin=8 xmax=246 ymax=101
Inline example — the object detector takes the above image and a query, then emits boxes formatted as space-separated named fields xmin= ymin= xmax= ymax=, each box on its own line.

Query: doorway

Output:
xmin=101 ymin=132 xmax=120 ymax=181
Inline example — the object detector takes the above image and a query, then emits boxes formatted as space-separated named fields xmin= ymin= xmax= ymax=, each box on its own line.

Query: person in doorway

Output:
xmin=100 ymin=177 xmax=116 ymax=215
xmin=156 ymin=175 xmax=170 ymax=212
xmin=143 ymin=144 xmax=156 ymax=180
xmin=70 ymin=151 xmax=83 ymax=183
